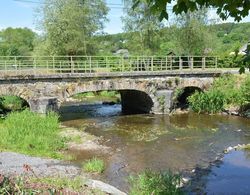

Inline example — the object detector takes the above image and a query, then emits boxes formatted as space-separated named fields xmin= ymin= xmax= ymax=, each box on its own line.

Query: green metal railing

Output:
xmin=0 ymin=56 xmax=218 ymax=75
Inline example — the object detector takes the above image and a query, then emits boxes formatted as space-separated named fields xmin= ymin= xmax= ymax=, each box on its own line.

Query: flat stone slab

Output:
xmin=0 ymin=152 xmax=81 ymax=178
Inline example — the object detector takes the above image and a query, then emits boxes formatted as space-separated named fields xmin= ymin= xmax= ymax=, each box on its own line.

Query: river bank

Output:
xmin=0 ymin=152 xmax=126 ymax=195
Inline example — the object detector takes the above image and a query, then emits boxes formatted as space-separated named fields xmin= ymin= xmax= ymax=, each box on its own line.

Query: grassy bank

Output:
xmin=0 ymin=110 xmax=66 ymax=158
xmin=188 ymin=74 xmax=250 ymax=114
xmin=129 ymin=170 xmax=183 ymax=195
xmin=0 ymin=175 xmax=105 ymax=194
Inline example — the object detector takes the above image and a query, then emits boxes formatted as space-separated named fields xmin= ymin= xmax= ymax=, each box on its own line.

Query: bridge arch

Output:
xmin=66 ymin=89 xmax=155 ymax=114
xmin=0 ymin=94 xmax=30 ymax=112
xmin=176 ymin=86 xmax=202 ymax=109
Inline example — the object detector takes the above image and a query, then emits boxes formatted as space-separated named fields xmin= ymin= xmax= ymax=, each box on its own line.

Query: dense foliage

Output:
xmin=188 ymin=75 xmax=250 ymax=114
xmin=122 ymin=0 xmax=163 ymax=54
xmin=133 ymin=0 xmax=250 ymax=22
xmin=0 ymin=28 xmax=35 ymax=56
xmin=35 ymin=0 xmax=108 ymax=55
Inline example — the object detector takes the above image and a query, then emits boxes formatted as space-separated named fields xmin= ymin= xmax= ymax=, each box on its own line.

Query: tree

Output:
xmin=173 ymin=9 xmax=216 ymax=55
xmin=133 ymin=0 xmax=250 ymax=22
xmin=122 ymin=0 xmax=163 ymax=54
xmin=0 ymin=28 xmax=36 ymax=56
xmin=36 ymin=0 xmax=108 ymax=55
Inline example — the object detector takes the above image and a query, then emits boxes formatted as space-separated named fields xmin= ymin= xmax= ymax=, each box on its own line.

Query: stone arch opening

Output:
xmin=63 ymin=89 xmax=154 ymax=115
xmin=176 ymin=87 xmax=202 ymax=109
xmin=0 ymin=95 xmax=30 ymax=114
xmin=119 ymin=90 xmax=154 ymax=114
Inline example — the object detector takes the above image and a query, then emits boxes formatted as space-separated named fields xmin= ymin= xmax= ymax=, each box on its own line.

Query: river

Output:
xmin=60 ymin=102 xmax=250 ymax=194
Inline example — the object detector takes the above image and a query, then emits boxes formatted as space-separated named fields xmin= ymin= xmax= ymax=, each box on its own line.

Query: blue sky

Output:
xmin=0 ymin=0 xmax=250 ymax=34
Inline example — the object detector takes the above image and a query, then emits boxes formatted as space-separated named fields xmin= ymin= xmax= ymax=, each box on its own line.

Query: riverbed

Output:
xmin=60 ymin=102 xmax=250 ymax=193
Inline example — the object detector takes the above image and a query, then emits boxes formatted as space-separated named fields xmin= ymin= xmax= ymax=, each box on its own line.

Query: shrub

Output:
xmin=188 ymin=90 xmax=225 ymax=114
xmin=241 ymin=75 xmax=250 ymax=104
xmin=129 ymin=170 xmax=182 ymax=195
xmin=0 ymin=110 xmax=65 ymax=158
xmin=212 ymin=75 xmax=245 ymax=106
xmin=0 ymin=96 xmax=27 ymax=111
xmin=83 ymin=158 xmax=105 ymax=173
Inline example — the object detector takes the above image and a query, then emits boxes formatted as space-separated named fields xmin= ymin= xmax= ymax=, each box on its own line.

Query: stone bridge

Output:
xmin=0 ymin=71 xmax=222 ymax=114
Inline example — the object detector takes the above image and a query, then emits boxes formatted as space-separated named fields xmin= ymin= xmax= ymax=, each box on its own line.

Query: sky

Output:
xmin=0 ymin=0 xmax=250 ymax=34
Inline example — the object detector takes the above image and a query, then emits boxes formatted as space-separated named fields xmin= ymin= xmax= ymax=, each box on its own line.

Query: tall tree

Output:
xmin=36 ymin=0 xmax=108 ymax=55
xmin=0 ymin=28 xmax=36 ymax=56
xmin=173 ymin=9 xmax=216 ymax=55
xmin=122 ymin=0 xmax=163 ymax=54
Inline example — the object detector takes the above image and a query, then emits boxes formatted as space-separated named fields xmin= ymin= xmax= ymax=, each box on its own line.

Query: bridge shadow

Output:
xmin=176 ymin=87 xmax=202 ymax=110
xmin=59 ymin=90 xmax=154 ymax=121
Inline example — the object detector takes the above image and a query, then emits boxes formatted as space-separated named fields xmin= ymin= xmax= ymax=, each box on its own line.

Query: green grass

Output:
xmin=83 ymin=158 xmax=105 ymax=173
xmin=129 ymin=170 xmax=183 ymax=195
xmin=0 ymin=110 xmax=66 ymax=158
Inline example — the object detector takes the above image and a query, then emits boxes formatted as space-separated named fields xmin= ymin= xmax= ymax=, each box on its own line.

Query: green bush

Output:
xmin=188 ymin=90 xmax=225 ymax=114
xmin=212 ymin=75 xmax=245 ymax=106
xmin=129 ymin=170 xmax=182 ymax=195
xmin=241 ymin=75 xmax=250 ymax=104
xmin=0 ymin=96 xmax=27 ymax=111
xmin=188 ymin=75 xmax=250 ymax=114
xmin=0 ymin=110 xmax=65 ymax=158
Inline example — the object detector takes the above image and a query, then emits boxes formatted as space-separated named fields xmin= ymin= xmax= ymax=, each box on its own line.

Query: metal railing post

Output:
xmin=137 ymin=56 xmax=139 ymax=71
xmin=165 ymin=57 xmax=168 ymax=70
xmin=215 ymin=57 xmax=218 ymax=69
xmin=14 ymin=56 xmax=17 ymax=66
xmin=179 ymin=57 xmax=182 ymax=70
xmin=151 ymin=56 xmax=154 ymax=71
xmin=46 ymin=61 xmax=49 ymax=74
xmin=122 ymin=57 xmax=124 ymax=72
xmin=89 ymin=56 xmax=92 ymax=73
xmin=52 ymin=56 xmax=55 ymax=71
xmin=71 ymin=56 xmax=74 ymax=73
xmin=190 ymin=57 xmax=193 ymax=70
xmin=202 ymin=57 xmax=205 ymax=70
xmin=33 ymin=57 xmax=37 ymax=75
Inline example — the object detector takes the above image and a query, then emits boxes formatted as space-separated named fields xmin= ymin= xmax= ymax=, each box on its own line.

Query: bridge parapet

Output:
xmin=0 ymin=56 xmax=218 ymax=76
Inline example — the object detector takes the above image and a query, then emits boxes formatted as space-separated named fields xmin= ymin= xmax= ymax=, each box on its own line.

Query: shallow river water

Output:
xmin=60 ymin=103 xmax=250 ymax=193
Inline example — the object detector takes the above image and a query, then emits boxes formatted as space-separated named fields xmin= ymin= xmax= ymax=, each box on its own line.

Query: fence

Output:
xmin=0 ymin=56 xmax=218 ymax=75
